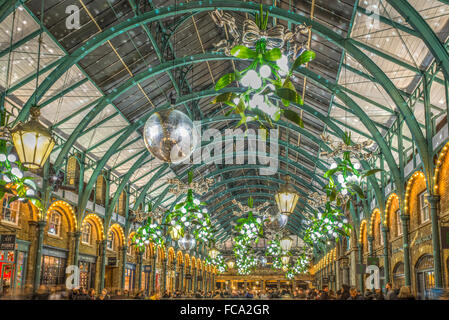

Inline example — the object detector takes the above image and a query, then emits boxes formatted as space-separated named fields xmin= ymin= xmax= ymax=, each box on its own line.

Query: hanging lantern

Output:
xmin=280 ymin=235 xmax=293 ymax=252
xmin=169 ymin=225 xmax=182 ymax=241
xmin=143 ymin=109 xmax=199 ymax=164
xmin=227 ymin=260 xmax=235 ymax=269
xmin=178 ymin=231 xmax=196 ymax=251
xmin=10 ymin=107 xmax=55 ymax=169
xmin=275 ymin=175 xmax=299 ymax=216
xmin=281 ymin=255 xmax=290 ymax=265
xmin=208 ymin=246 xmax=220 ymax=260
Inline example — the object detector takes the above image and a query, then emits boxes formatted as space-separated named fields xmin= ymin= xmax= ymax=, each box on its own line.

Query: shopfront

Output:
xmin=0 ymin=235 xmax=30 ymax=293
xmin=392 ymin=262 xmax=405 ymax=289
xmin=415 ymin=255 xmax=435 ymax=300
xmin=124 ymin=263 xmax=135 ymax=291
xmin=40 ymin=246 xmax=68 ymax=286
xmin=141 ymin=265 xmax=151 ymax=295
xmin=78 ymin=254 xmax=96 ymax=290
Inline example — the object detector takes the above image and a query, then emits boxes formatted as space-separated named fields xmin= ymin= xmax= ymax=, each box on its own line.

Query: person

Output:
xmin=297 ymin=289 xmax=306 ymax=299
xmin=33 ymin=285 xmax=49 ymax=300
xmin=347 ymin=287 xmax=363 ymax=300
xmin=385 ymin=282 xmax=397 ymax=300
xmin=48 ymin=286 xmax=61 ymax=300
xmin=245 ymin=290 xmax=254 ymax=299
xmin=328 ymin=290 xmax=336 ymax=300
xmin=318 ymin=285 xmax=329 ymax=300
xmin=374 ymin=288 xmax=384 ymax=300
xmin=111 ymin=289 xmax=122 ymax=300
xmin=339 ymin=284 xmax=350 ymax=300
xmin=87 ymin=288 xmax=96 ymax=300
xmin=364 ymin=289 xmax=375 ymax=300
xmin=134 ymin=290 xmax=145 ymax=299
xmin=162 ymin=290 xmax=170 ymax=298
xmin=397 ymin=286 xmax=415 ymax=300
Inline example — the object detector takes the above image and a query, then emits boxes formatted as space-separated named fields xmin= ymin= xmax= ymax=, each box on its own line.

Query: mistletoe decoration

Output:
xmin=304 ymin=132 xmax=382 ymax=246
xmin=205 ymin=252 xmax=227 ymax=274
xmin=165 ymin=172 xmax=215 ymax=243
xmin=212 ymin=5 xmax=316 ymax=129
xmin=233 ymin=197 xmax=266 ymax=275
xmin=133 ymin=221 xmax=165 ymax=251
xmin=0 ymin=143 xmax=42 ymax=211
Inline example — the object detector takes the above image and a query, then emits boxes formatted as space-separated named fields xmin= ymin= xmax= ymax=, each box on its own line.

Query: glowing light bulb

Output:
xmin=260 ymin=65 xmax=271 ymax=78
xmin=330 ymin=163 xmax=337 ymax=169
xmin=26 ymin=189 xmax=35 ymax=196
xmin=354 ymin=163 xmax=360 ymax=170
xmin=11 ymin=167 xmax=22 ymax=178
xmin=0 ymin=154 xmax=6 ymax=162
xmin=7 ymin=154 xmax=16 ymax=162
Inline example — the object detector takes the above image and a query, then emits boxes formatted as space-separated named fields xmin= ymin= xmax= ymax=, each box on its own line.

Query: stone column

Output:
xmin=33 ymin=221 xmax=46 ymax=293
xmin=162 ymin=258 xmax=167 ymax=293
xmin=121 ymin=246 xmax=127 ymax=290
xmin=137 ymin=251 xmax=143 ymax=291
xmin=193 ymin=267 xmax=197 ymax=292
xmin=99 ymin=240 xmax=107 ymax=291
xmin=151 ymin=253 xmax=157 ymax=294
xmin=401 ymin=215 xmax=411 ymax=286
xmin=357 ymin=243 xmax=364 ymax=292
xmin=368 ymin=236 xmax=374 ymax=257
xmin=179 ymin=263 xmax=184 ymax=292
xmin=428 ymin=195 xmax=443 ymax=288
xmin=381 ymin=225 xmax=390 ymax=285
xmin=73 ymin=231 xmax=81 ymax=268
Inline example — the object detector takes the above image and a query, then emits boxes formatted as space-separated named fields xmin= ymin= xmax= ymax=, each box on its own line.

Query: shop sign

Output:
xmin=322 ymin=277 xmax=329 ymax=284
xmin=185 ymin=274 xmax=192 ymax=280
xmin=107 ymin=257 xmax=117 ymax=266
xmin=0 ymin=234 xmax=16 ymax=251
xmin=143 ymin=265 xmax=152 ymax=272
xmin=414 ymin=234 xmax=432 ymax=246
xmin=441 ymin=227 xmax=449 ymax=249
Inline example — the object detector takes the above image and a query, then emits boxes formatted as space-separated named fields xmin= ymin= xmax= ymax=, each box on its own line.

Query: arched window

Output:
xmin=395 ymin=210 xmax=402 ymax=237
xmin=127 ymin=239 xmax=133 ymax=255
xmin=66 ymin=156 xmax=80 ymax=187
xmin=379 ymin=220 xmax=384 ymax=246
xmin=48 ymin=211 xmax=62 ymax=236
xmin=1 ymin=194 xmax=20 ymax=224
xmin=82 ymin=222 xmax=92 ymax=245
xmin=418 ymin=191 xmax=430 ymax=224
xmin=107 ymin=231 xmax=115 ymax=251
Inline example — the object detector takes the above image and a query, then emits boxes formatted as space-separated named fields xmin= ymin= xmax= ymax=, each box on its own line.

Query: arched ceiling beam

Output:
xmin=14 ymin=1 xmax=428 ymax=182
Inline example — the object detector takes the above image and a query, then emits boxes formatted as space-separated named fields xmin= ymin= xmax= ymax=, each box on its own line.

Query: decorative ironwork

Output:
xmin=319 ymin=133 xmax=374 ymax=160
xmin=209 ymin=9 xmax=308 ymax=57
xmin=231 ymin=199 xmax=270 ymax=218
xmin=168 ymin=176 xmax=214 ymax=196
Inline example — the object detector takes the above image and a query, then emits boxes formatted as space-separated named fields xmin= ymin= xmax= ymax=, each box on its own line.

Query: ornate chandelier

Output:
xmin=319 ymin=133 xmax=374 ymax=160
xmin=210 ymin=9 xmax=309 ymax=58
xmin=168 ymin=176 xmax=214 ymax=196
xmin=231 ymin=199 xmax=270 ymax=218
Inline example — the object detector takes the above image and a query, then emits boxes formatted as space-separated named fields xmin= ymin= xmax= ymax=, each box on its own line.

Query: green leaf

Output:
xmin=347 ymin=183 xmax=365 ymax=199
xmin=290 ymin=50 xmax=316 ymax=72
xmin=211 ymin=92 xmax=235 ymax=104
xmin=361 ymin=168 xmax=383 ymax=178
xmin=215 ymin=73 xmax=235 ymax=90
xmin=230 ymin=45 xmax=257 ymax=59
xmin=276 ymin=88 xmax=303 ymax=105
xmin=263 ymin=48 xmax=281 ymax=62
xmin=283 ymin=109 xmax=304 ymax=128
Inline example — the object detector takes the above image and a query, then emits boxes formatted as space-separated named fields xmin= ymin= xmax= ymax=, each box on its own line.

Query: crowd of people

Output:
xmin=0 ymin=282 xmax=447 ymax=300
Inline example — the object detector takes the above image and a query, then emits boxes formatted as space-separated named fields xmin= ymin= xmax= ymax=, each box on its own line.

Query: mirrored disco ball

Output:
xmin=143 ymin=109 xmax=199 ymax=163
xmin=266 ymin=213 xmax=289 ymax=232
